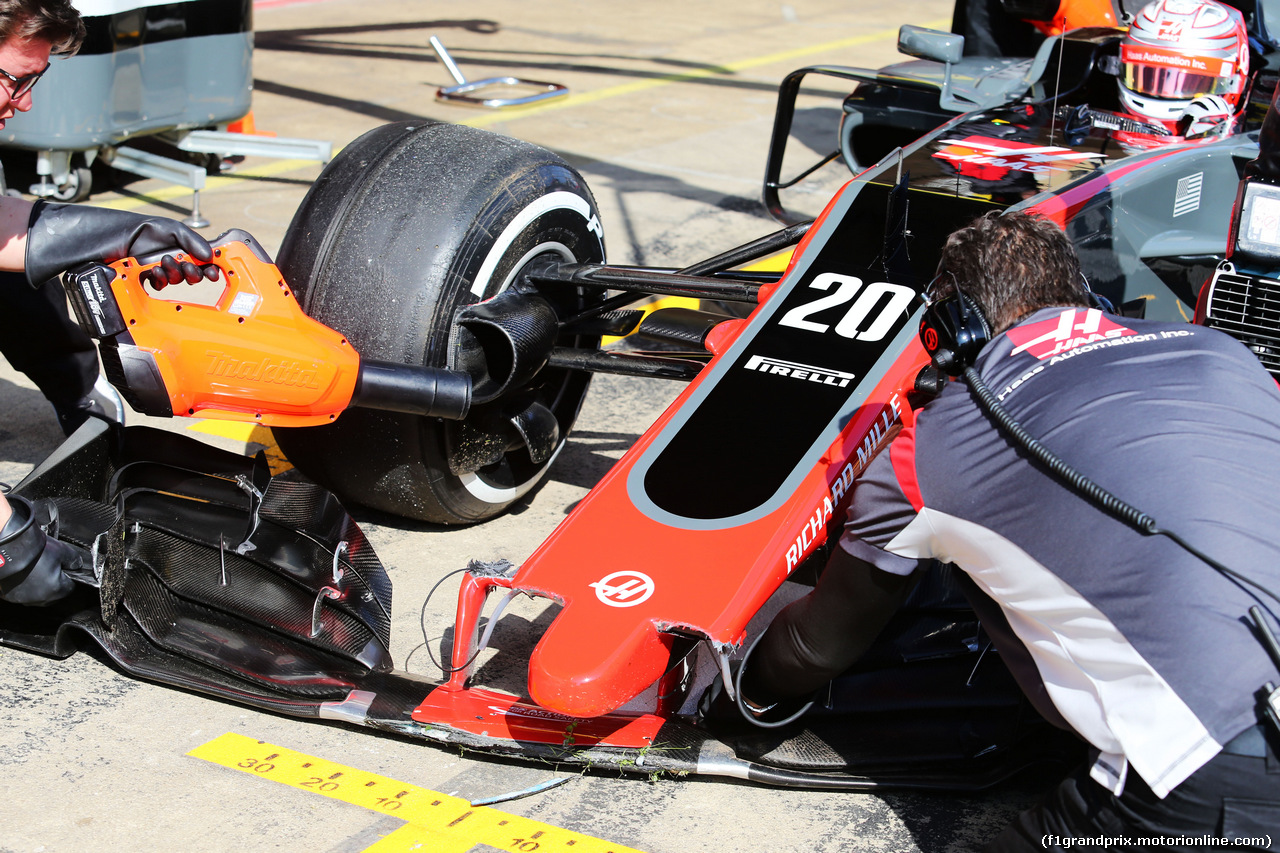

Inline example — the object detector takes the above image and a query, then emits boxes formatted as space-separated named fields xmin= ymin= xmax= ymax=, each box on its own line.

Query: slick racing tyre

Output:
xmin=273 ymin=121 xmax=605 ymax=524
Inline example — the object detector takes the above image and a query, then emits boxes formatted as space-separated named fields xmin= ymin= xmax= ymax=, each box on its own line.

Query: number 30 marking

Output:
xmin=779 ymin=273 xmax=915 ymax=342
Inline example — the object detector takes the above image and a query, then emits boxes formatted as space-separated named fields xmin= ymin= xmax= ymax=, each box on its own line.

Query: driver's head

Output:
xmin=1118 ymin=0 xmax=1249 ymax=133
xmin=935 ymin=211 xmax=1090 ymax=335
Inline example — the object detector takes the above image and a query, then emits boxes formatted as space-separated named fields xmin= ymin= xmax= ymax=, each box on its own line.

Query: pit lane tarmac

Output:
xmin=0 ymin=1 xmax=1053 ymax=850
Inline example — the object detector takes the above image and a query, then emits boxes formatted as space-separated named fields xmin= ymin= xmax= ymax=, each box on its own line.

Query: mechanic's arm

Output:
xmin=0 ymin=194 xmax=215 ymax=286
xmin=738 ymin=545 xmax=921 ymax=708
xmin=0 ymin=195 xmax=32 ymax=270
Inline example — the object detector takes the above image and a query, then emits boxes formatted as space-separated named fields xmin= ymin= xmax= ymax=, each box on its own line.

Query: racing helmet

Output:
xmin=1118 ymin=0 xmax=1249 ymax=130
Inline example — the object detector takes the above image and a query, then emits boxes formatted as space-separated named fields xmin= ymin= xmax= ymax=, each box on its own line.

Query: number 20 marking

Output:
xmin=779 ymin=273 xmax=915 ymax=342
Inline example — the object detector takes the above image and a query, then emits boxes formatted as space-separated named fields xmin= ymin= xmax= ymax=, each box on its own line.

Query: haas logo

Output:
xmin=1005 ymin=308 xmax=1136 ymax=360
xmin=590 ymin=571 xmax=655 ymax=608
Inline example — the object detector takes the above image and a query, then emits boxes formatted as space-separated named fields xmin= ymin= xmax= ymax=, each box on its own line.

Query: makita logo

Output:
xmin=75 ymin=270 xmax=115 ymax=334
xmin=744 ymin=355 xmax=854 ymax=387
xmin=1005 ymin=309 xmax=1138 ymax=361
xmin=86 ymin=270 xmax=111 ymax=303
xmin=206 ymin=349 xmax=322 ymax=388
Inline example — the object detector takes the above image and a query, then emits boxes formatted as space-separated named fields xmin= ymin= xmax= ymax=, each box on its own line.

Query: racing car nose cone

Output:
xmin=527 ymin=604 xmax=673 ymax=718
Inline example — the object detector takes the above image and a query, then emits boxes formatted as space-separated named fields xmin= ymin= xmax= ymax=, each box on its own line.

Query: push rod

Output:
xmin=676 ymin=221 xmax=811 ymax=277
xmin=547 ymin=348 xmax=706 ymax=381
xmin=528 ymin=263 xmax=759 ymax=303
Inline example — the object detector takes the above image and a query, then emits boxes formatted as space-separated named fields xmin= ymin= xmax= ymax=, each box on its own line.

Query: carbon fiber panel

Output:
xmin=8 ymin=422 xmax=397 ymax=702
xmin=119 ymin=491 xmax=392 ymax=652
xmin=122 ymin=569 xmax=365 ymax=700
xmin=123 ymin=527 xmax=385 ymax=669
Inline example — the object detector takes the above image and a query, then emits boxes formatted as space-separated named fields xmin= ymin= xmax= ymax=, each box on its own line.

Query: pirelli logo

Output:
xmin=743 ymin=354 xmax=854 ymax=387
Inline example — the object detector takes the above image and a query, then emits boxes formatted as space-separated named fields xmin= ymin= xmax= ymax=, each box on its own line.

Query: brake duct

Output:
xmin=449 ymin=287 xmax=565 ymax=469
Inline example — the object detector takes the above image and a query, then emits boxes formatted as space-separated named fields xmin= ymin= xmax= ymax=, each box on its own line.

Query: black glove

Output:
xmin=0 ymin=495 xmax=87 ymax=606
xmin=25 ymin=200 xmax=219 ymax=289
xmin=695 ymin=658 xmax=817 ymax=732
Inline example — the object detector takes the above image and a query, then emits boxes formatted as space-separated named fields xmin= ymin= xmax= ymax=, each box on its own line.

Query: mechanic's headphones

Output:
xmin=919 ymin=271 xmax=1113 ymax=376
xmin=918 ymin=272 xmax=991 ymax=377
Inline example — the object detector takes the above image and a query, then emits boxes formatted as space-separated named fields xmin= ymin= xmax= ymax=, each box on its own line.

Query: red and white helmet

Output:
xmin=1118 ymin=0 xmax=1249 ymax=130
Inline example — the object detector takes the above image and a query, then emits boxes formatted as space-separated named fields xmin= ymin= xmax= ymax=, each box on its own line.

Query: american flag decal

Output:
xmin=1174 ymin=172 xmax=1203 ymax=218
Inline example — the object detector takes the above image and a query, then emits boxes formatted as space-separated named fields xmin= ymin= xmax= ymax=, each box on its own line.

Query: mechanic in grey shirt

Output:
xmin=735 ymin=211 xmax=1280 ymax=848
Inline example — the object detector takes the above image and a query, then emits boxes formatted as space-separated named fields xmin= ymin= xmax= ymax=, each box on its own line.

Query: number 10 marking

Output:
xmin=779 ymin=273 xmax=915 ymax=342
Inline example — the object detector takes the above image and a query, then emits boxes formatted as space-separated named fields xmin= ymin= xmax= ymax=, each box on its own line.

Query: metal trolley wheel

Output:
xmin=47 ymin=164 xmax=93 ymax=202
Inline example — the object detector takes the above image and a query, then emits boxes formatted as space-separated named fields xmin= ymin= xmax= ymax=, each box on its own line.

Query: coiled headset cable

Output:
xmin=962 ymin=364 xmax=1280 ymax=738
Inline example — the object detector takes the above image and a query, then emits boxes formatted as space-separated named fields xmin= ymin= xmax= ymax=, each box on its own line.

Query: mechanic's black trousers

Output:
xmin=0 ymin=273 xmax=97 ymax=408
xmin=988 ymin=733 xmax=1280 ymax=851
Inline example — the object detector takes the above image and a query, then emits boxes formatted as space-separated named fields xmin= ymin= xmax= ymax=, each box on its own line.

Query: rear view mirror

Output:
xmin=898 ymin=25 xmax=965 ymax=65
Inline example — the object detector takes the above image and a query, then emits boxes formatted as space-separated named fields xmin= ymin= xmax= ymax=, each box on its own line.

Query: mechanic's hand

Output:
xmin=25 ymin=199 xmax=217 ymax=288
xmin=695 ymin=668 xmax=780 ymax=732
xmin=0 ymin=496 xmax=85 ymax=606
xmin=696 ymin=665 xmax=814 ymax=732
xmin=138 ymin=254 xmax=222 ymax=291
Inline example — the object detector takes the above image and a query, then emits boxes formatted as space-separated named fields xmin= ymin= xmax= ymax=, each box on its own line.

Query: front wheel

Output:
xmin=273 ymin=122 xmax=605 ymax=524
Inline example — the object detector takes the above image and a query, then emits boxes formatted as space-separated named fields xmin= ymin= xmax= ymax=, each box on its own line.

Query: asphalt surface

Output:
xmin=0 ymin=2 xmax=1059 ymax=851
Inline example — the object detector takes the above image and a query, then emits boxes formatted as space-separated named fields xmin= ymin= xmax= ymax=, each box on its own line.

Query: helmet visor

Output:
xmin=1120 ymin=44 xmax=1235 ymax=100
xmin=1123 ymin=63 xmax=1233 ymax=99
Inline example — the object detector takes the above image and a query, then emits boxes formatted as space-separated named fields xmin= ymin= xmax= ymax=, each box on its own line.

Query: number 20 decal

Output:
xmin=779 ymin=273 xmax=915 ymax=341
